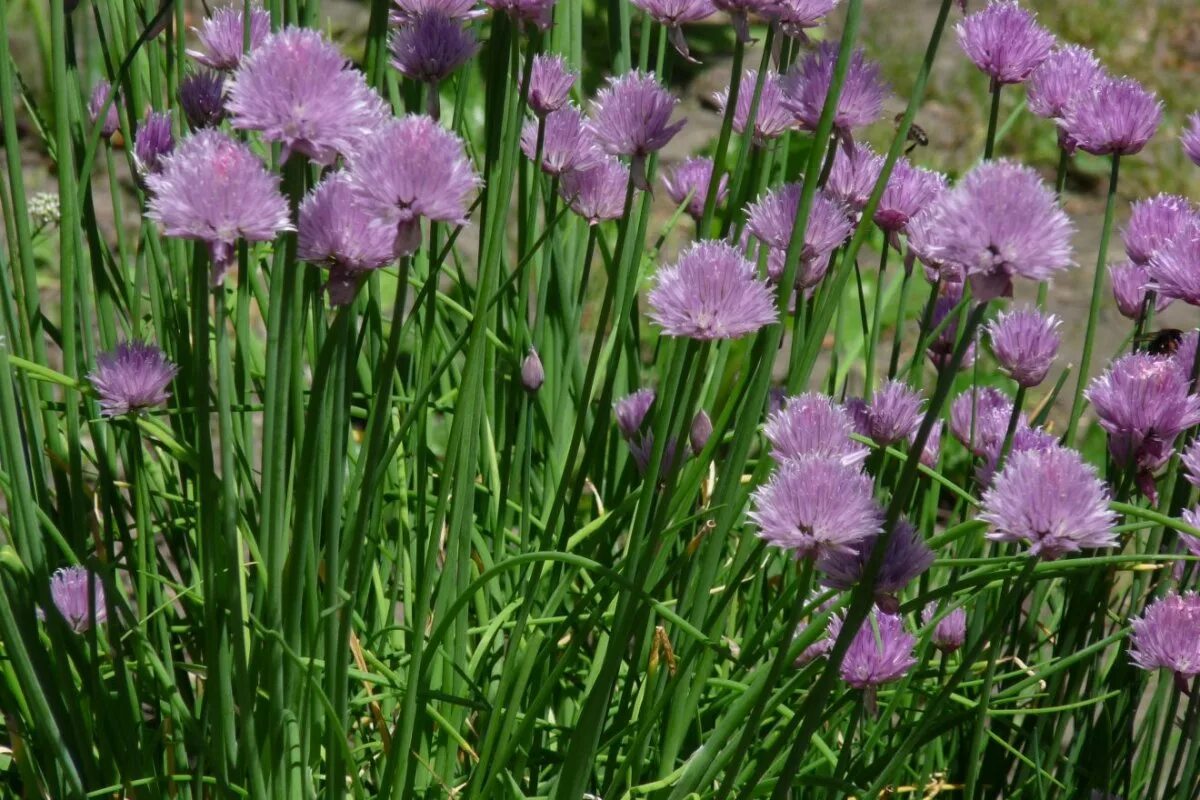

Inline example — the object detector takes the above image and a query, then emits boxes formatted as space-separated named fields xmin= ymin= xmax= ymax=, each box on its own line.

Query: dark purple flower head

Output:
xmin=949 ymin=386 xmax=1021 ymax=459
xmin=615 ymin=389 xmax=656 ymax=438
xmin=48 ymin=566 xmax=107 ymax=633
xmin=521 ymin=106 xmax=600 ymax=176
xmin=647 ymin=240 xmax=778 ymax=340
xmin=630 ymin=0 xmax=715 ymax=60
xmin=1183 ymin=439 xmax=1200 ymax=489
xmin=1184 ymin=113 xmax=1200 ymax=168
xmin=588 ymin=72 xmax=685 ymax=162
xmin=956 ymin=1 xmax=1055 ymax=86
xmin=89 ymin=341 xmax=178 ymax=417
xmin=988 ymin=306 xmax=1061 ymax=387
xmin=864 ymin=380 xmax=924 ymax=446
xmin=827 ymin=144 xmax=884 ymax=215
xmin=88 ymin=80 xmax=120 ymax=139
xmin=529 ymin=54 xmax=576 ymax=117
xmin=1122 ymin=194 xmax=1196 ymax=266
xmin=188 ymin=5 xmax=270 ymax=71
xmin=818 ymin=519 xmax=934 ymax=600
xmin=828 ymin=607 xmax=917 ymax=689
xmin=521 ymin=348 xmax=545 ymax=392
xmin=922 ymin=602 xmax=966 ymax=653
xmin=560 ymin=157 xmax=629 ymax=224
xmin=389 ymin=12 xmax=478 ymax=86
xmin=714 ymin=70 xmax=795 ymax=145
xmin=750 ymin=455 xmax=883 ymax=560
xmin=485 ymin=0 xmax=557 ymax=30
xmin=134 ymin=110 xmax=175 ymax=177
xmin=764 ymin=393 xmax=869 ymax=467
xmin=981 ymin=445 xmax=1118 ymax=559
xmin=782 ymin=42 xmax=887 ymax=135
xmin=179 ymin=70 xmax=227 ymax=129
xmin=348 ymin=115 xmax=482 ymax=256
xmin=925 ymin=286 xmax=976 ymax=370
xmin=873 ymin=159 xmax=946 ymax=234
xmin=1062 ymin=76 xmax=1162 ymax=157
xmin=1148 ymin=224 xmax=1200 ymax=306
xmin=1026 ymin=44 xmax=1103 ymax=120
xmin=298 ymin=174 xmax=396 ymax=305
xmin=391 ymin=0 xmax=486 ymax=25
xmin=227 ymin=27 xmax=388 ymax=165
xmin=1110 ymin=261 xmax=1171 ymax=319
xmin=660 ymin=157 xmax=728 ymax=221
xmin=748 ymin=185 xmax=853 ymax=284
xmin=690 ymin=409 xmax=713 ymax=452
xmin=146 ymin=130 xmax=292 ymax=283
xmin=1129 ymin=592 xmax=1200 ymax=679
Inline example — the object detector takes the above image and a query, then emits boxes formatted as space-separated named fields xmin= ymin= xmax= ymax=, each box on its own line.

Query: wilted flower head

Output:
xmin=750 ymin=455 xmax=883 ymax=560
xmin=134 ymin=111 xmax=175 ymax=177
xmin=521 ymin=106 xmax=599 ymax=176
xmin=146 ymin=130 xmax=292 ymax=283
xmin=981 ymin=445 xmax=1118 ymax=559
xmin=521 ymin=348 xmax=545 ymax=392
xmin=956 ymin=1 xmax=1055 ymax=86
xmin=89 ymin=341 xmax=178 ymax=416
xmin=988 ymin=306 xmax=1061 ymax=387
xmin=828 ymin=607 xmax=917 ymax=690
xmin=1183 ymin=113 xmax=1200 ymax=168
xmin=1026 ymin=44 xmax=1103 ymax=121
xmin=389 ymin=12 xmax=478 ymax=87
xmin=1183 ymin=439 xmax=1200 ymax=488
xmin=629 ymin=0 xmax=715 ymax=61
xmin=529 ymin=54 xmax=576 ymax=116
xmin=615 ymin=388 xmax=656 ymax=438
xmin=922 ymin=602 xmax=966 ymax=653
xmin=187 ymin=4 xmax=270 ymax=71
xmin=485 ymin=0 xmax=557 ymax=30
xmin=748 ymin=184 xmax=853 ymax=284
xmin=348 ymin=115 xmax=482 ymax=256
xmin=88 ymin=80 xmax=120 ymax=139
xmin=560 ymin=157 xmax=629 ymax=224
xmin=179 ymin=70 xmax=227 ymax=129
xmin=1129 ymin=592 xmax=1200 ymax=680
xmin=764 ymin=393 xmax=869 ymax=467
xmin=782 ymin=42 xmax=887 ymax=135
xmin=714 ymin=70 xmax=795 ymax=145
xmin=1148 ymin=224 xmax=1200 ymax=306
xmin=1122 ymin=194 xmax=1196 ymax=266
xmin=227 ymin=27 xmax=388 ymax=165
xmin=949 ymin=386 xmax=1021 ymax=459
xmin=661 ymin=157 xmax=728 ymax=221
xmin=647 ymin=240 xmax=778 ymax=340
xmin=588 ymin=72 xmax=684 ymax=186
xmin=391 ymin=0 xmax=485 ymax=25
xmin=48 ymin=566 xmax=107 ymax=633
xmin=1062 ymin=76 xmax=1162 ymax=157
xmin=818 ymin=520 xmax=934 ymax=602
xmin=827 ymin=144 xmax=884 ymax=214
xmin=864 ymin=380 xmax=924 ymax=446
xmin=298 ymin=173 xmax=396 ymax=305
xmin=873 ymin=159 xmax=946 ymax=235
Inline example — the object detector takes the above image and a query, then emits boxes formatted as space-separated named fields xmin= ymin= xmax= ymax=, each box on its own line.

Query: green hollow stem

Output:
xmin=864 ymin=239 xmax=889 ymax=398
xmin=984 ymin=81 xmax=1002 ymax=160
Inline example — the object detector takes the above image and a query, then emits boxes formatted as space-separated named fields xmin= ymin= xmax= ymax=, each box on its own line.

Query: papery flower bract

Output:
xmin=1148 ymin=224 xmax=1200 ymax=306
xmin=521 ymin=348 xmax=545 ymax=392
xmin=818 ymin=520 xmax=934 ymax=600
xmin=560 ymin=157 xmax=629 ymax=224
xmin=765 ymin=393 xmax=869 ymax=467
xmin=864 ymin=380 xmax=924 ymax=446
xmin=1026 ymin=44 xmax=1103 ymax=120
xmin=485 ymin=0 xmax=557 ymax=30
xmin=615 ymin=389 xmax=656 ymax=438
xmin=390 ymin=0 xmax=485 ymax=25
xmin=955 ymin=1 xmax=1055 ymax=86
xmin=587 ymin=72 xmax=684 ymax=186
xmin=873 ymin=159 xmax=946 ymax=235
xmin=48 ymin=566 xmax=107 ymax=634
xmin=521 ymin=106 xmax=599 ymax=176
xmin=922 ymin=602 xmax=966 ymax=653
xmin=647 ymin=240 xmax=778 ymax=340
xmin=146 ymin=130 xmax=292 ymax=283
xmin=988 ymin=306 xmax=1061 ymax=387
xmin=1122 ymin=194 xmax=1196 ymax=266
xmin=826 ymin=143 xmax=884 ymax=215
xmin=227 ymin=27 xmax=388 ymax=165
xmin=981 ymin=445 xmax=1118 ymax=559
xmin=714 ymin=70 xmax=795 ymax=145
xmin=298 ymin=174 xmax=396 ymax=305
xmin=528 ymin=54 xmax=576 ymax=116
xmin=389 ymin=12 xmax=478 ymax=87
xmin=89 ymin=341 xmax=178 ymax=417
xmin=949 ymin=386 xmax=1021 ymax=459
xmin=782 ymin=42 xmax=887 ymax=136
xmin=1184 ymin=112 xmax=1200 ymax=168
xmin=1062 ymin=76 xmax=1162 ymax=157
xmin=630 ymin=0 xmax=715 ymax=61
xmin=88 ymin=80 xmax=120 ymax=139
xmin=134 ymin=110 xmax=175 ymax=177
xmin=690 ymin=410 xmax=713 ymax=452
xmin=1110 ymin=261 xmax=1170 ymax=319
xmin=660 ymin=157 xmax=728 ymax=221
xmin=1129 ymin=592 xmax=1200 ymax=679
xmin=187 ymin=4 xmax=270 ymax=71
xmin=828 ymin=608 xmax=917 ymax=689
xmin=1183 ymin=439 xmax=1200 ymax=488
xmin=179 ymin=70 xmax=227 ymax=129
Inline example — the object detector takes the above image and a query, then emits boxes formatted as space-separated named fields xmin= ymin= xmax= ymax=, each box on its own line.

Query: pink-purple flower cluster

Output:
xmin=89 ymin=341 xmax=178 ymax=417
xmin=646 ymin=241 xmax=777 ymax=340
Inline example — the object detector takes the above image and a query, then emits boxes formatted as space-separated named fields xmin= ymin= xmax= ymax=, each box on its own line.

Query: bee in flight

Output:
xmin=894 ymin=113 xmax=929 ymax=154
xmin=1136 ymin=328 xmax=1184 ymax=356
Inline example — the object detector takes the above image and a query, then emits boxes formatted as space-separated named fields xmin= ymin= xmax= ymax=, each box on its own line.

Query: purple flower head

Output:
xmin=188 ymin=5 xmax=270 ymax=71
xmin=1148 ymin=224 xmax=1200 ymax=306
xmin=955 ymin=1 xmax=1054 ymax=86
xmin=629 ymin=0 xmax=715 ymax=61
xmin=749 ymin=185 xmax=853 ymax=284
xmin=134 ymin=111 xmax=175 ymax=177
xmin=485 ymin=0 xmax=557 ymax=30
xmin=1026 ymin=44 xmax=1104 ymax=121
xmin=828 ymin=607 xmax=917 ymax=689
xmin=88 ymin=81 xmax=120 ymax=139
xmin=750 ymin=455 xmax=883 ymax=560
xmin=864 ymin=380 xmax=924 ymax=446
xmin=560 ymin=157 xmax=629 ymax=224
xmin=227 ymin=27 xmax=388 ymax=165
xmin=521 ymin=106 xmax=599 ymax=176
xmin=391 ymin=0 xmax=486 ymax=25
xmin=647 ymin=240 xmax=778 ymax=340
xmin=1183 ymin=113 xmax=1200 ymax=168
xmin=1110 ymin=261 xmax=1171 ymax=319
xmin=768 ymin=0 xmax=839 ymax=36
xmin=1183 ymin=439 xmax=1200 ymax=489
xmin=714 ymin=70 xmax=795 ymax=145
xmin=827 ymin=143 xmax=884 ymax=214
xmin=976 ymin=423 xmax=1057 ymax=489
xmin=905 ymin=203 xmax=956 ymax=283
xmin=298 ymin=174 xmax=396 ymax=305
xmin=179 ymin=70 xmax=227 ymax=129
xmin=89 ymin=341 xmax=178 ymax=417
xmin=818 ymin=519 xmax=934 ymax=601
xmin=988 ymin=305 xmax=1061 ymax=387
xmin=615 ymin=389 xmax=656 ymax=437
xmin=1062 ymin=76 xmax=1163 ymax=157
xmin=613 ymin=390 xmax=684 ymax=475
xmin=981 ymin=445 xmax=1118 ymax=559
xmin=782 ymin=42 xmax=887 ymax=135
xmin=873 ymin=159 xmax=946 ymax=235
xmin=146 ymin=130 xmax=292 ymax=283
xmin=925 ymin=160 xmax=1074 ymax=302
xmin=949 ymin=386 xmax=1021 ymax=459
xmin=529 ymin=54 xmax=576 ymax=117
xmin=912 ymin=418 xmax=943 ymax=468
xmin=1129 ymin=592 xmax=1200 ymax=679
xmin=661 ymin=157 xmax=728 ymax=221
xmin=521 ymin=348 xmax=545 ymax=392
xmin=389 ymin=12 xmax=478 ymax=86
xmin=764 ymin=393 xmax=870 ymax=467
xmin=587 ymin=72 xmax=685 ymax=177
xmin=922 ymin=602 xmax=966 ymax=653
xmin=1169 ymin=330 xmax=1199 ymax=386
xmin=48 ymin=567 xmax=107 ymax=634
xmin=1181 ymin=507 xmax=1200 ymax=558
xmin=925 ymin=286 xmax=976 ymax=370
xmin=348 ymin=115 xmax=482 ymax=257
xmin=1122 ymin=194 xmax=1196 ymax=267
xmin=690 ymin=409 xmax=713 ymax=452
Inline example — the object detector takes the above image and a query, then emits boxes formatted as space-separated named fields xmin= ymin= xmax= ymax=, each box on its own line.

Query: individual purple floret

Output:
xmin=981 ymin=445 xmax=1118 ymax=559
xmin=630 ymin=0 xmax=715 ymax=62
xmin=587 ymin=72 xmax=685 ymax=188
xmin=560 ymin=157 xmax=630 ymax=224
xmin=298 ymin=174 xmax=397 ymax=305
xmin=714 ymin=70 xmax=795 ymax=145
xmin=146 ymin=130 xmax=292 ymax=283
xmin=818 ymin=520 xmax=934 ymax=605
xmin=690 ymin=409 xmax=713 ymax=452
xmin=521 ymin=106 xmax=599 ymax=176
xmin=389 ymin=12 xmax=478 ymax=89
xmin=227 ymin=27 xmax=388 ymax=165
xmin=956 ymin=1 xmax=1055 ymax=86
xmin=1183 ymin=439 xmax=1200 ymax=488
xmin=748 ymin=184 xmax=852 ymax=286
xmin=1129 ymin=592 xmax=1200 ymax=682
xmin=1062 ymin=76 xmax=1162 ymax=157
xmin=390 ymin=0 xmax=486 ymax=25
xmin=764 ymin=393 xmax=870 ymax=467
xmin=528 ymin=54 xmax=576 ymax=117
xmin=1148 ymin=224 xmax=1200 ymax=306
xmin=1122 ymin=194 xmax=1196 ymax=266
xmin=187 ymin=4 xmax=270 ymax=71
xmin=1026 ymin=44 xmax=1104 ymax=121
xmin=1184 ymin=113 xmax=1200 ymax=168
xmin=922 ymin=602 xmax=966 ymax=653
xmin=1110 ymin=262 xmax=1170 ymax=319
xmin=873 ymin=159 xmax=945 ymax=237
xmin=949 ymin=386 xmax=1022 ymax=459
xmin=485 ymin=0 xmax=557 ymax=30
xmin=828 ymin=607 xmax=917 ymax=693
xmin=347 ymin=115 xmax=482 ymax=257
xmin=660 ymin=157 xmax=728 ymax=221
xmin=750 ymin=455 xmax=883 ymax=560
xmin=134 ymin=111 xmax=175 ymax=177
xmin=89 ymin=341 xmax=178 ymax=417
xmin=179 ymin=70 xmax=227 ymax=129
xmin=88 ymin=80 xmax=120 ymax=139
xmin=48 ymin=566 xmax=107 ymax=634
xmin=615 ymin=388 xmax=656 ymax=438
xmin=988 ymin=306 xmax=1061 ymax=387
xmin=647 ymin=240 xmax=778 ymax=340
xmin=521 ymin=348 xmax=545 ymax=392
xmin=863 ymin=380 xmax=924 ymax=446
xmin=782 ymin=42 xmax=887 ymax=138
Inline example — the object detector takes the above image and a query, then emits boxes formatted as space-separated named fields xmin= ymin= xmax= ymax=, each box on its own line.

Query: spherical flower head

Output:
xmin=714 ymin=70 xmax=795 ymax=145
xmin=1110 ymin=261 xmax=1171 ymax=319
xmin=88 ymin=80 xmax=120 ymax=139
xmin=782 ymin=42 xmax=887 ymax=134
xmin=949 ymin=386 xmax=1021 ymax=459
xmin=521 ymin=106 xmax=599 ymax=176
xmin=976 ymin=423 xmax=1057 ymax=489
xmin=922 ymin=602 xmax=966 ymax=653
xmin=390 ymin=12 xmax=478 ymax=86
xmin=391 ymin=0 xmax=486 ymax=25
xmin=647 ymin=240 xmax=778 ymax=340
xmin=828 ymin=607 xmax=917 ymax=690
xmin=348 ymin=115 xmax=482 ymax=256
xmin=765 ymin=393 xmax=869 ymax=467
xmin=865 ymin=380 xmax=924 ymax=446
xmin=615 ymin=388 xmax=656 ymax=438
xmin=748 ymin=184 xmax=852 ymax=274
xmin=1062 ymin=76 xmax=1162 ymax=157
xmin=187 ymin=5 xmax=270 ymax=71
xmin=1148 ymin=223 xmax=1200 ymax=306
xmin=660 ymin=157 xmax=728 ymax=221
xmin=981 ymin=445 xmax=1118 ymax=559
xmin=529 ymin=54 xmax=576 ymax=117
xmin=48 ymin=567 xmax=107 ymax=633
xmin=485 ymin=0 xmax=557 ymax=29
xmin=1183 ymin=113 xmax=1200 ymax=168
xmin=298 ymin=174 xmax=396 ymax=305
xmin=227 ymin=27 xmax=389 ymax=166
xmin=818 ymin=519 xmax=934 ymax=599
xmin=873 ymin=159 xmax=946 ymax=234
xmin=588 ymin=72 xmax=685 ymax=160
xmin=750 ymin=455 xmax=883 ymax=560
xmin=521 ymin=348 xmax=545 ymax=392
xmin=89 ymin=341 xmax=178 ymax=417
xmin=1026 ymin=44 xmax=1103 ymax=120
xmin=560 ymin=157 xmax=629 ymax=225
xmin=955 ymin=1 xmax=1055 ymax=86
xmin=179 ymin=70 xmax=227 ymax=129
xmin=134 ymin=110 xmax=175 ymax=177
xmin=925 ymin=160 xmax=1074 ymax=302
xmin=1183 ymin=439 xmax=1200 ymax=489
xmin=827 ymin=143 xmax=884 ymax=215
xmin=146 ymin=130 xmax=292 ymax=284
xmin=1129 ymin=592 xmax=1200 ymax=679
xmin=1122 ymin=194 xmax=1196 ymax=266
xmin=630 ymin=0 xmax=715 ymax=59
xmin=988 ymin=306 xmax=1061 ymax=387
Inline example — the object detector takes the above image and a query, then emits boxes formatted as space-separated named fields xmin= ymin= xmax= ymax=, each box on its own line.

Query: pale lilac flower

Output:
xmin=647 ymin=240 xmax=778 ymax=340
xmin=48 ymin=567 xmax=107 ymax=634
xmin=873 ymin=159 xmax=945 ymax=235
xmin=1170 ymin=330 xmax=1199 ymax=386
xmin=1129 ymin=592 xmax=1200 ymax=680
xmin=827 ymin=145 xmax=884 ymax=217
xmin=560 ymin=157 xmax=630 ymax=224
xmin=976 ymin=423 xmax=1057 ymax=489
xmin=88 ymin=80 xmax=120 ymax=139
xmin=1183 ymin=439 xmax=1200 ymax=488
xmin=1148 ymin=224 xmax=1200 ymax=306
xmin=690 ymin=410 xmax=713 ymax=452
xmin=588 ymin=72 xmax=684 ymax=187
xmin=146 ymin=130 xmax=292 ymax=283
xmin=949 ymin=386 xmax=1021 ymax=459
xmin=529 ymin=54 xmax=576 ymax=116
xmin=521 ymin=348 xmax=544 ymax=392
xmin=521 ymin=106 xmax=599 ymax=176
xmin=630 ymin=0 xmax=715 ymax=61
xmin=227 ymin=27 xmax=388 ymax=165
xmin=1026 ymin=44 xmax=1103 ymax=120
xmin=818 ymin=520 xmax=934 ymax=602
xmin=615 ymin=388 xmax=656 ymax=438
xmin=485 ymin=0 xmax=557 ymax=29
xmin=956 ymin=1 xmax=1054 ymax=86
xmin=988 ymin=306 xmax=1061 ymax=387
xmin=828 ymin=607 xmax=917 ymax=690
xmin=764 ymin=393 xmax=870 ymax=467
xmin=1183 ymin=113 xmax=1200 ymax=168
xmin=89 ymin=341 xmax=178 ymax=416
xmin=348 ymin=115 xmax=482 ymax=256
xmin=179 ymin=70 xmax=227 ymax=129
xmin=1062 ymin=76 xmax=1162 ymax=157
xmin=747 ymin=184 xmax=852 ymax=282
xmin=782 ymin=42 xmax=887 ymax=136
xmin=922 ymin=602 xmax=966 ymax=653
xmin=391 ymin=0 xmax=486 ymax=25
xmin=389 ymin=12 xmax=478 ymax=86
xmin=864 ymin=380 xmax=924 ymax=446
xmin=1122 ymin=194 xmax=1196 ymax=266
xmin=134 ymin=110 xmax=175 ymax=177
xmin=660 ymin=157 xmax=728 ymax=221
xmin=749 ymin=455 xmax=883 ymax=560
xmin=912 ymin=419 xmax=943 ymax=468
xmin=298 ymin=174 xmax=396 ymax=305
xmin=187 ymin=5 xmax=270 ymax=71
xmin=905 ymin=204 xmax=956 ymax=284
xmin=1110 ymin=261 xmax=1171 ymax=319
xmin=714 ymin=70 xmax=795 ymax=145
